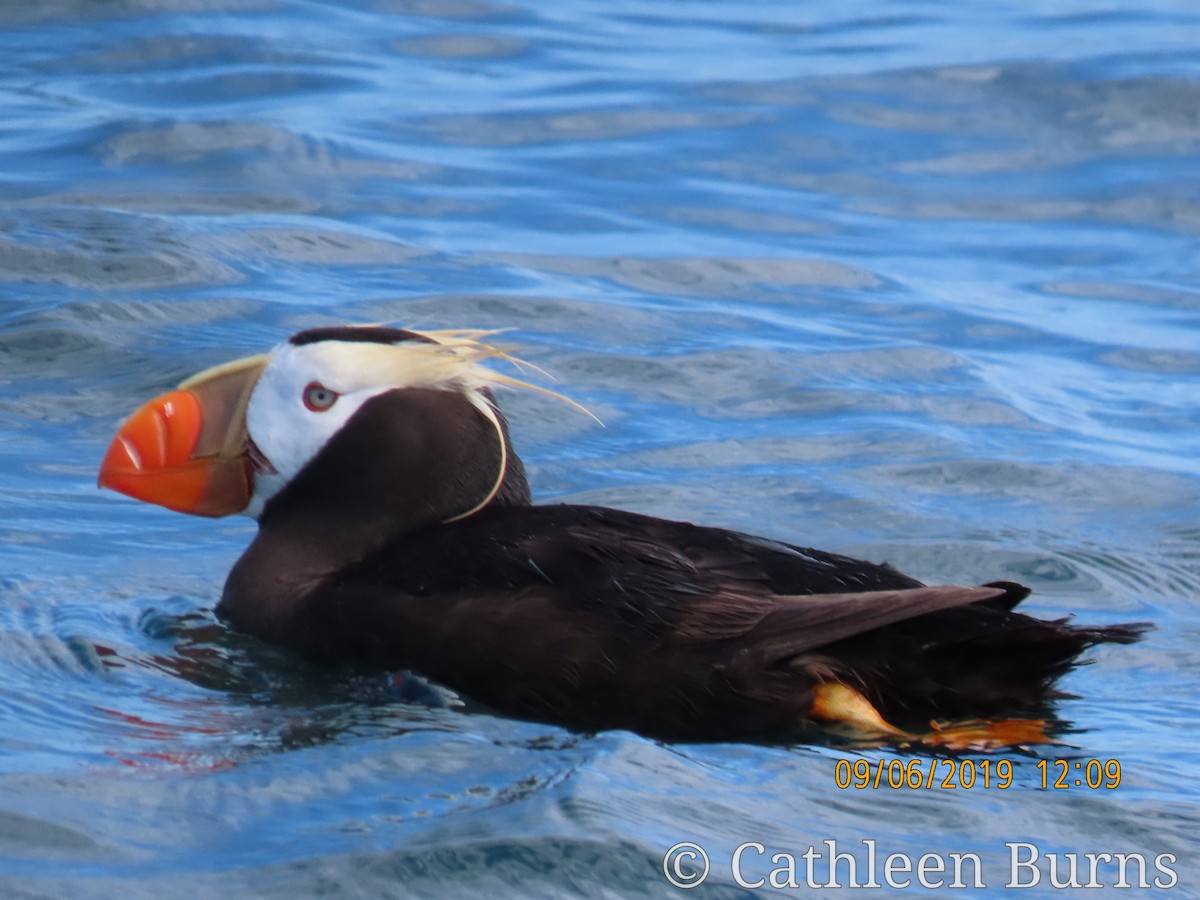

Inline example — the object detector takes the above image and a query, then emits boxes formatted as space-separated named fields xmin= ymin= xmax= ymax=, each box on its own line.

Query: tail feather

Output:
xmin=1064 ymin=620 xmax=1152 ymax=646
xmin=979 ymin=580 xmax=1031 ymax=611
xmin=832 ymin=605 xmax=1152 ymax=724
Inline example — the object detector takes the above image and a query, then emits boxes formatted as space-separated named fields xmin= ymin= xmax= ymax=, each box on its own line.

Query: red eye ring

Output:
xmin=303 ymin=381 xmax=339 ymax=412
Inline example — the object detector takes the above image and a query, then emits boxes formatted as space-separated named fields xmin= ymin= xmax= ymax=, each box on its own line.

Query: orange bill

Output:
xmin=98 ymin=355 xmax=269 ymax=517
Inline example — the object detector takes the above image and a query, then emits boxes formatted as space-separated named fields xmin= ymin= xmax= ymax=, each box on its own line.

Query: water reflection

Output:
xmin=90 ymin=607 xmax=473 ymax=769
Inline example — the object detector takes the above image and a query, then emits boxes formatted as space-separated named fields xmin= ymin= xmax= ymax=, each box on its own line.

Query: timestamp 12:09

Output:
xmin=1037 ymin=759 xmax=1122 ymax=789
xmin=834 ymin=758 xmax=1122 ymax=790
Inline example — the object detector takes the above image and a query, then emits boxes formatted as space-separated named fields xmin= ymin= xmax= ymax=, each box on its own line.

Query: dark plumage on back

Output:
xmin=217 ymin=375 xmax=1148 ymax=741
xmin=260 ymin=503 xmax=1141 ymax=741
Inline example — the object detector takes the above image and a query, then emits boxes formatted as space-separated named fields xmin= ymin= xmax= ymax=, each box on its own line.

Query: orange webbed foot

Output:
xmin=809 ymin=682 xmax=1058 ymax=751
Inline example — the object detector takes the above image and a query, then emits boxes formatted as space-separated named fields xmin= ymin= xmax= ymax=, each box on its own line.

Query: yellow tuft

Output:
xmin=316 ymin=325 xmax=601 ymax=423
xmin=311 ymin=324 xmax=600 ymax=522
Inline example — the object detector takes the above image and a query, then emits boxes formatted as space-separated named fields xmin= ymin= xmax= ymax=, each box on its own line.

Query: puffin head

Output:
xmin=98 ymin=326 xmax=551 ymax=529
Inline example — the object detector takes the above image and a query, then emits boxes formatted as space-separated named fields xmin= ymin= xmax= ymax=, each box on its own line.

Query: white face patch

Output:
xmin=240 ymin=335 xmax=520 ymax=520
xmin=243 ymin=341 xmax=390 ymax=518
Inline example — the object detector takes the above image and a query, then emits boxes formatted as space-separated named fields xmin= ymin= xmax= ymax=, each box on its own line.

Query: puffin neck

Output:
xmin=217 ymin=385 xmax=530 ymax=643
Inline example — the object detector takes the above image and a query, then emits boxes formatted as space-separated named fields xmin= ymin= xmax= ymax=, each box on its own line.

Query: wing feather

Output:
xmin=731 ymin=584 xmax=1009 ymax=664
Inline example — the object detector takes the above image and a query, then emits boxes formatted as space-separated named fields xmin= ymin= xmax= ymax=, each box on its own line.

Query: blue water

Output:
xmin=2 ymin=1 xmax=1199 ymax=896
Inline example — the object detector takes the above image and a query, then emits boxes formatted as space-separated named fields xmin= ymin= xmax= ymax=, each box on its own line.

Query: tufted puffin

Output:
xmin=98 ymin=326 xmax=1148 ymax=747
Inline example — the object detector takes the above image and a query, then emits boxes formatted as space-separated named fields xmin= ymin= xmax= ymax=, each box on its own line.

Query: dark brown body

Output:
xmin=215 ymin=384 xmax=1145 ymax=742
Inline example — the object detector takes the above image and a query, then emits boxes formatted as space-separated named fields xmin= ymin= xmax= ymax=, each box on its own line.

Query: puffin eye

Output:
xmin=302 ymin=381 xmax=339 ymax=412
